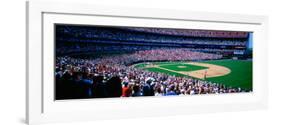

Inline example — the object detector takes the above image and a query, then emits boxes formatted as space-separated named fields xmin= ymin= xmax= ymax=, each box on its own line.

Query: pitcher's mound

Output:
xmin=178 ymin=66 xmax=187 ymax=68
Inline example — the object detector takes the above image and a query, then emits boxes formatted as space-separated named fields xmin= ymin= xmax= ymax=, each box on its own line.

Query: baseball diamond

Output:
xmin=134 ymin=60 xmax=252 ymax=90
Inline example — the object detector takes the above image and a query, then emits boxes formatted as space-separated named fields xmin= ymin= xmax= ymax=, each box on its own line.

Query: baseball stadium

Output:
xmin=55 ymin=24 xmax=253 ymax=100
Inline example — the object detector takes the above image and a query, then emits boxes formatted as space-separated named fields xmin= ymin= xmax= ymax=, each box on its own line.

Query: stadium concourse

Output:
xmin=55 ymin=25 xmax=252 ymax=100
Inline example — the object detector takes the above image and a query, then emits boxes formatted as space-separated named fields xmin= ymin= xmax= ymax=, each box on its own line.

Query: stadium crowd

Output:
xmin=123 ymin=27 xmax=249 ymax=38
xmin=57 ymin=26 xmax=247 ymax=46
xmin=55 ymin=48 xmax=245 ymax=99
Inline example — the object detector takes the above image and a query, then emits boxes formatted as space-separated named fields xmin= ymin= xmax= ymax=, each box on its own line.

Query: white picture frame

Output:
xmin=26 ymin=0 xmax=268 ymax=124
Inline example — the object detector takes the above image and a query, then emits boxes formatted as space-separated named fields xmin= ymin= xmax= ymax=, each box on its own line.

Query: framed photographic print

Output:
xmin=26 ymin=0 xmax=268 ymax=124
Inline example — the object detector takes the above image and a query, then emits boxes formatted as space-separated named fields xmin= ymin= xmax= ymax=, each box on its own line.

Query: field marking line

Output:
xmin=144 ymin=64 xmax=187 ymax=76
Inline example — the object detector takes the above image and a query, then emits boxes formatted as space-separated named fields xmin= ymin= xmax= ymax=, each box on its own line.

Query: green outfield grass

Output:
xmin=159 ymin=63 xmax=208 ymax=71
xmin=144 ymin=67 xmax=187 ymax=77
xmin=134 ymin=60 xmax=252 ymax=91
